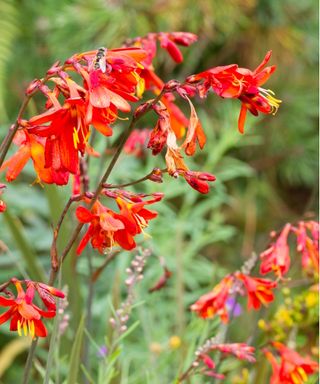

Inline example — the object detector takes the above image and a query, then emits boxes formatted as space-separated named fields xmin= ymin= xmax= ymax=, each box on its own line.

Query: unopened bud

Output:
xmin=25 ymin=79 xmax=42 ymax=95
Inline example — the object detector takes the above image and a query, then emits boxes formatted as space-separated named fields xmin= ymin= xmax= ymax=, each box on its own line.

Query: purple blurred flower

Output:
xmin=226 ymin=297 xmax=242 ymax=317
xmin=97 ymin=345 xmax=108 ymax=358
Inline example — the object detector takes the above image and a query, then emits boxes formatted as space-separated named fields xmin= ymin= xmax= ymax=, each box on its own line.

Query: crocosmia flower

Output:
xmin=187 ymin=51 xmax=281 ymax=133
xmin=0 ymin=279 xmax=64 ymax=338
xmin=235 ymin=272 xmax=277 ymax=310
xmin=260 ymin=223 xmax=292 ymax=278
xmin=294 ymin=221 xmax=319 ymax=272
xmin=76 ymin=192 xmax=163 ymax=254
xmin=190 ymin=275 xmax=235 ymax=322
xmin=265 ymin=342 xmax=319 ymax=384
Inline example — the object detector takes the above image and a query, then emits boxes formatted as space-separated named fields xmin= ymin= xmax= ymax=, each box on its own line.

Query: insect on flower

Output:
xmin=94 ymin=47 xmax=107 ymax=73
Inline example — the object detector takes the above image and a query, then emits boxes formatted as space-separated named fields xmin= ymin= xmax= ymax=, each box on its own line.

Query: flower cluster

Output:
xmin=0 ymin=279 xmax=64 ymax=338
xmin=183 ymin=337 xmax=256 ymax=380
xmin=264 ymin=342 xmax=318 ymax=384
xmin=260 ymin=221 xmax=319 ymax=278
xmin=1 ymin=47 xmax=148 ymax=185
xmin=186 ymin=50 xmax=281 ymax=133
xmin=191 ymin=272 xmax=277 ymax=322
xmin=76 ymin=190 xmax=163 ymax=254
xmin=191 ymin=220 xmax=319 ymax=323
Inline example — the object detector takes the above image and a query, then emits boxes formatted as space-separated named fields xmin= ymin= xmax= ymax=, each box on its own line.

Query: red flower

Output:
xmin=0 ymin=130 xmax=69 ymax=185
xmin=76 ymin=192 xmax=163 ymax=254
xmin=294 ymin=221 xmax=319 ymax=271
xmin=235 ymin=273 xmax=277 ymax=310
xmin=28 ymin=82 xmax=88 ymax=175
xmin=76 ymin=200 xmax=127 ymax=254
xmin=260 ymin=223 xmax=292 ymax=278
xmin=0 ymin=279 xmax=64 ymax=338
xmin=182 ymin=170 xmax=216 ymax=194
xmin=187 ymin=51 xmax=281 ymax=133
xmin=265 ymin=342 xmax=319 ymax=384
xmin=115 ymin=192 xmax=163 ymax=241
xmin=197 ymin=343 xmax=255 ymax=380
xmin=190 ymin=275 xmax=234 ymax=322
xmin=211 ymin=343 xmax=256 ymax=363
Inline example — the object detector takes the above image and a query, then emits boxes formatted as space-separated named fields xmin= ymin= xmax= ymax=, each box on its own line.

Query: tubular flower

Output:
xmin=114 ymin=191 xmax=163 ymax=241
xmin=294 ymin=221 xmax=319 ymax=271
xmin=196 ymin=343 xmax=255 ymax=380
xmin=147 ymin=101 xmax=214 ymax=194
xmin=77 ymin=48 xmax=146 ymax=118
xmin=76 ymin=192 xmax=163 ymax=254
xmin=235 ymin=272 xmax=277 ymax=310
xmin=265 ymin=342 xmax=319 ymax=384
xmin=211 ymin=343 xmax=256 ymax=363
xmin=260 ymin=223 xmax=292 ymax=278
xmin=126 ymin=32 xmax=197 ymax=139
xmin=76 ymin=200 xmax=127 ymax=254
xmin=0 ymin=279 xmax=64 ymax=338
xmin=0 ymin=129 xmax=69 ymax=185
xmin=186 ymin=51 xmax=281 ymax=133
xmin=28 ymin=81 xmax=89 ymax=175
xmin=190 ymin=275 xmax=235 ymax=322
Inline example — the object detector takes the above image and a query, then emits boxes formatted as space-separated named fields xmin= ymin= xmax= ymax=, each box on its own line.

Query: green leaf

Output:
xmin=3 ymin=209 xmax=45 ymax=282
xmin=67 ymin=314 xmax=86 ymax=384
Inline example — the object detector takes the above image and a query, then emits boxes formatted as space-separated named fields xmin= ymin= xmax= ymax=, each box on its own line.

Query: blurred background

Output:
xmin=0 ymin=0 xmax=318 ymax=383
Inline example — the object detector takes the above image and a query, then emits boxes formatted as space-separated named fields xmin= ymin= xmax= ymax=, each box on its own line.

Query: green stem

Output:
xmin=22 ymin=338 xmax=38 ymax=384
xmin=103 ymin=168 xmax=167 ymax=189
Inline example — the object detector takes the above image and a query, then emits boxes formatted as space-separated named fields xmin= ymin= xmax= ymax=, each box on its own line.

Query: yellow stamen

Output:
xmin=23 ymin=321 xmax=28 ymax=336
xmin=73 ymin=127 xmax=80 ymax=149
xmin=258 ymin=88 xmax=282 ymax=115
xmin=136 ymin=62 xmax=144 ymax=70
xmin=105 ymin=109 xmax=129 ymax=121
xmin=296 ymin=367 xmax=308 ymax=382
xmin=136 ymin=77 xmax=145 ymax=98
xmin=29 ymin=320 xmax=35 ymax=339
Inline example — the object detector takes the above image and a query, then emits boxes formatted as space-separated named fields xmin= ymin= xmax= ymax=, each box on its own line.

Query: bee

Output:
xmin=93 ymin=47 xmax=107 ymax=73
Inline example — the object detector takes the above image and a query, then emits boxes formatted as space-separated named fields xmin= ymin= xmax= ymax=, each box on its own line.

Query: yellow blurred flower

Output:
xmin=169 ymin=335 xmax=181 ymax=349
xmin=149 ymin=342 xmax=163 ymax=354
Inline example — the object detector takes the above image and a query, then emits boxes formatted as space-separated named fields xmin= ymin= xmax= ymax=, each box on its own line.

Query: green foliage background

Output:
xmin=0 ymin=0 xmax=318 ymax=383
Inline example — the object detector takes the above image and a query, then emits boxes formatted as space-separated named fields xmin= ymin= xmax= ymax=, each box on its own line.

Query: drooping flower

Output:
xmin=0 ymin=279 xmax=64 ymax=338
xmin=235 ymin=272 xmax=277 ymax=310
xmin=212 ymin=343 xmax=256 ymax=363
xmin=114 ymin=191 xmax=163 ymax=242
xmin=28 ymin=81 xmax=89 ymax=175
xmin=0 ymin=129 xmax=69 ymax=185
xmin=260 ymin=223 xmax=292 ymax=278
xmin=265 ymin=342 xmax=319 ymax=384
xmin=76 ymin=192 xmax=163 ymax=254
xmin=195 ymin=342 xmax=255 ymax=380
xmin=294 ymin=221 xmax=319 ymax=272
xmin=190 ymin=275 xmax=235 ymax=322
xmin=149 ymin=266 xmax=172 ymax=293
xmin=187 ymin=51 xmax=281 ymax=133
xmin=76 ymin=200 xmax=127 ymax=254
xmin=126 ymin=32 xmax=196 ymax=139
